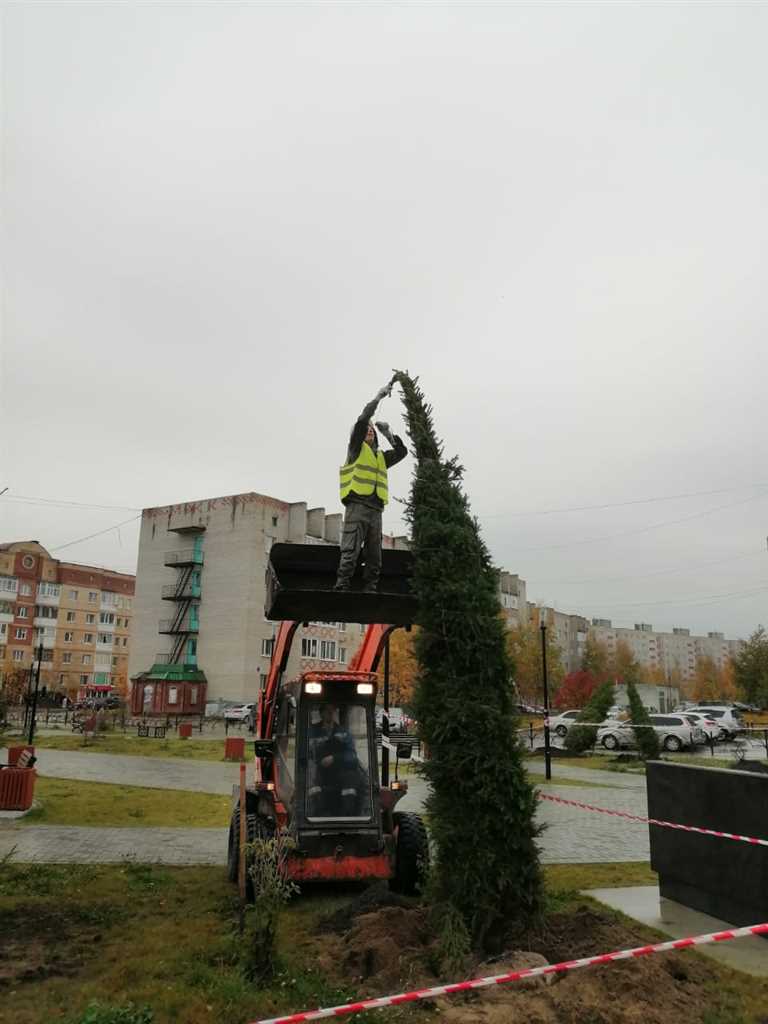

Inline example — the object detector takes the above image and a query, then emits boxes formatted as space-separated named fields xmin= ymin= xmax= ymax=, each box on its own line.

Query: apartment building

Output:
xmin=0 ymin=540 xmax=135 ymax=698
xmin=529 ymin=604 xmax=590 ymax=674
xmin=129 ymin=491 xmax=413 ymax=707
xmin=589 ymin=619 xmax=742 ymax=683
xmin=499 ymin=571 xmax=528 ymax=629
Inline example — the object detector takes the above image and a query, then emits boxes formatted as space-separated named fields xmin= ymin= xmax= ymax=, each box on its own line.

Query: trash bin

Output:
xmin=0 ymin=767 xmax=36 ymax=811
xmin=224 ymin=737 xmax=245 ymax=761
xmin=179 ymin=724 xmax=193 ymax=739
xmin=7 ymin=746 xmax=35 ymax=766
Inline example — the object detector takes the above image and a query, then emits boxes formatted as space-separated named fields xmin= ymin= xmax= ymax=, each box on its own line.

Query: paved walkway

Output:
xmin=6 ymin=747 xmax=242 ymax=795
xmin=0 ymin=746 xmax=651 ymax=865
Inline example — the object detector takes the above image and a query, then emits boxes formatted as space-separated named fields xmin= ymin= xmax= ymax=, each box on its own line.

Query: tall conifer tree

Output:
xmin=394 ymin=371 xmax=543 ymax=947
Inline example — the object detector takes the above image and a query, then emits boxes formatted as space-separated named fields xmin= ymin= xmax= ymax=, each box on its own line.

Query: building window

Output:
xmin=99 ymin=612 xmax=115 ymax=625
xmin=338 ymin=622 xmax=346 ymax=633
xmin=82 ymin=654 xmax=91 ymax=665
xmin=64 ymin=632 xmax=74 ymax=642
xmin=320 ymin=640 xmax=336 ymax=661
xmin=17 ymin=606 xmax=28 ymax=619
xmin=339 ymin=647 xmax=347 ymax=665
xmin=168 ymin=686 xmax=178 ymax=705
xmin=261 ymin=638 xmax=275 ymax=657
xmin=98 ymin=633 xmax=113 ymax=645
xmin=63 ymin=652 xmax=72 ymax=664
xmin=19 ymin=582 xmax=32 ymax=596
xmin=37 ymin=582 xmax=60 ymax=598
xmin=69 ymin=589 xmax=79 ymax=600
xmin=35 ymin=605 xmax=57 ymax=619
xmin=86 ymin=613 xmax=95 ymax=625
xmin=66 ymin=611 xmax=76 ymax=622
xmin=12 ymin=650 xmax=24 ymax=662
xmin=190 ymin=686 xmax=198 ymax=704
xmin=0 ymin=577 xmax=18 ymax=594
xmin=14 ymin=627 xmax=27 ymax=640
xmin=122 ymin=638 xmax=128 ymax=647
xmin=84 ymin=633 xmax=94 ymax=644
xmin=88 ymin=591 xmax=98 ymax=603
xmin=80 ymin=674 xmax=89 ymax=685
xmin=301 ymin=638 xmax=317 ymax=659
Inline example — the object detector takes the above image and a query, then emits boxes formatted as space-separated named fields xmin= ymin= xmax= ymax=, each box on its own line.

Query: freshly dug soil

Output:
xmin=0 ymin=904 xmax=105 ymax=987
xmin=312 ymin=895 xmax=730 ymax=1024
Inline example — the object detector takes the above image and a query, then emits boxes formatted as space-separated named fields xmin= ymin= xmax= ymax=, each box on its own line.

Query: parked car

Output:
xmin=597 ymin=721 xmax=634 ymax=750
xmin=681 ymin=712 xmax=720 ymax=743
xmin=689 ymin=706 xmax=743 ymax=740
xmin=647 ymin=714 xmax=696 ymax=752
xmin=548 ymin=709 xmax=584 ymax=738
xmin=375 ymin=707 xmax=410 ymax=733
xmin=224 ymin=703 xmax=256 ymax=726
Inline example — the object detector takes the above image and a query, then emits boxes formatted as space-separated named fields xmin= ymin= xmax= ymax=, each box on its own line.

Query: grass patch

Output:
xmin=19 ymin=733 xmax=238 ymax=761
xmin=20 ymin=777 xmax=231 ymax=828
xmin=544 ymin=861 xmax=657 ymax=892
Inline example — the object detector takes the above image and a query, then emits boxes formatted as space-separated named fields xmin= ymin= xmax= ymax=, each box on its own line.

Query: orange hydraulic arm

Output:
xmin=348 ymin=623 xmax=401 ymax=674
xmin=257 ymin=619 xmax=301 ymax=747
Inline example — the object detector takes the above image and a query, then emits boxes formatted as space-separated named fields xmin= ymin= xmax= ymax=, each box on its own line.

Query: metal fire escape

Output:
xmin=160 ymin=534 xmax=203 ymax=665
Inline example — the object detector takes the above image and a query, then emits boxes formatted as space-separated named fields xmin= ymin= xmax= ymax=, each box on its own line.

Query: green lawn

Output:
xmin=15 ymin=732 xmax=243 ymax=762
xmin=20 ymin=777 xmax=231 ymax=828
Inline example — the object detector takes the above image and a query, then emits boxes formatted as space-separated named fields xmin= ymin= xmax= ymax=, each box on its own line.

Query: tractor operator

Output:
xmin=334 ymin=378 xmax=407 ymax=592
xmin=309 ymin=703 xmax=362 ymax=817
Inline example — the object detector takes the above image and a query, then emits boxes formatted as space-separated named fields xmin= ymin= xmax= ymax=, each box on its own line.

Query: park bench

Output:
xmin=137 ymin=723 xmax=167 ymax=739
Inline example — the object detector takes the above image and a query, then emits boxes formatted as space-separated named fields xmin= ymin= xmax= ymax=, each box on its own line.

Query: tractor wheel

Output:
xmin=227 ymin=808 xmax=263 ymax=890
xmin=391 ymin=812 xmax=429 ymax=896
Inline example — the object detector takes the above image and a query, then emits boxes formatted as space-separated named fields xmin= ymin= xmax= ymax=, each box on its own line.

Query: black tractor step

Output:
xmin=265 ymin=543 xmax=417 ymax=625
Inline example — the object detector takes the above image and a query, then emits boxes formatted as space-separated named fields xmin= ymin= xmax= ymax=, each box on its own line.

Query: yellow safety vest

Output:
xmin=339 ymin=443 xmax=389 ymax=506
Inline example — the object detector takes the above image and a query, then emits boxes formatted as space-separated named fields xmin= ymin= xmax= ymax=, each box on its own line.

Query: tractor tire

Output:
xmin=227 ymin=808 xmax=263 ymax=888
xmin=391 ymin=812 xmax=429 ymax=896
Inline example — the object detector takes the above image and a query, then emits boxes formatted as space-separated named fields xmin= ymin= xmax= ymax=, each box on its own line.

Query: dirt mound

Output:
xmin=319 ymin=881 xmax=414 ymax=935
xmin=0 ymin=904 xmax=104 ymax=987
xmin=313 ymin=900 xmax=724 ymax=1024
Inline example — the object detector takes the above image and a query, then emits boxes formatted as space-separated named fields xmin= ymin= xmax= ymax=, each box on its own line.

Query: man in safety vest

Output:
xmin=334 ymin=380 xmax=407 ymax=592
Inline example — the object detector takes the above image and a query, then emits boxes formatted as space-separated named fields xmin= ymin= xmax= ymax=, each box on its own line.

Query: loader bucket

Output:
xmin=265 ymin=543 xmax=417 ymax=625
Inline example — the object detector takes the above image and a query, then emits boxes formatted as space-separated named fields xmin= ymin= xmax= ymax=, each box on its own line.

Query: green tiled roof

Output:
xmin=143 ymin=663 xmax=207 ymax=682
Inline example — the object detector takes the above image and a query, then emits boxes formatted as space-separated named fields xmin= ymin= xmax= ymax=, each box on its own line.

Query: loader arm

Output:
xmin=257 ymin=619 xmax=301 ymax=744
xmin=348 ymin=623 xmax=401 ymax=673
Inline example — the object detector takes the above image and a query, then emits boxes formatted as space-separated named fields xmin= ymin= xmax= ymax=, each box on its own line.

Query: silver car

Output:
xmin=597 ymin=720 xmax=634 ymax=750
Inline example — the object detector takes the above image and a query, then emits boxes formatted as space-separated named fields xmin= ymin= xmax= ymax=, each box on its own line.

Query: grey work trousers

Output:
xmin=335 ymin=502 xmax=383 ymax=590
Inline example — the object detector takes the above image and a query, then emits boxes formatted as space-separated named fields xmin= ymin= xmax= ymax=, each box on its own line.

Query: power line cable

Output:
xmin=50 ymin=515 xmax=142 ymax=553
xmin=515 ymin=491 xmax=768 ymax=553
xmin=478 ymin=482 xmax=768 ymax=519
xmin=1 ymin=495 xmax=140 ymax=512
xmin=527 ymin=549 xmax=759 ymax=586
xmin=588 ymin=584 xmax=768 ymax=611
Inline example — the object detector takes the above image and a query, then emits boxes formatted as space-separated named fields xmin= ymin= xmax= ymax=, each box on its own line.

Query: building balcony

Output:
xmin=158 ymin=618 xmax=199 ymax=635
xmin=33 ymin=616 xmax=58 ymax=628
xmin=35 ymin=591 xmax=60 ymax=607
xmin=164 ymin=549 xmax=204 ymax=568
xmin=161 ymin=583 xmax=201 ymax=601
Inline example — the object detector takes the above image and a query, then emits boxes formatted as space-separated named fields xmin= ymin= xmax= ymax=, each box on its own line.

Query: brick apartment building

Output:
xmin=0 ymin=540 xmax=135 ymax=699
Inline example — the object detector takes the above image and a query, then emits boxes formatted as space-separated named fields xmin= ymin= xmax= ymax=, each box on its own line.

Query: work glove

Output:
xmin=375 ymin=420 xmax=395 ymax=444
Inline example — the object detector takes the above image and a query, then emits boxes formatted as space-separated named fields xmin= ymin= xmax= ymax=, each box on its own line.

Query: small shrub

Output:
xmin=428 ymin=900 xmax=471 ymax=976
xmin=67 ymin=1002 xmax=153 ymax=1024
xmin=241 ymin=832 xmax=298 ymax=981
xmin=564 ymin=681 xmax=615 ymax=753
xmin=626 ymin=681 xmax=660 ymax=759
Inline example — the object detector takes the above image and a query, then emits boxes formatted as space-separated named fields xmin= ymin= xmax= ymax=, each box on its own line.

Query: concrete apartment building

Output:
xmin=0 ymin=540 xmax=135 ymax=698
xmin=129 ymin=491 xmax=412 ymax=707
xmin=589 ymin=619 xmax=742 ymax=683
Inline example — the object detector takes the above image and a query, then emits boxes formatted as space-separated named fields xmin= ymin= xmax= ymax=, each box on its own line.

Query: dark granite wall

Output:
xmin=647 ymin=761 xmax=768 ymax=926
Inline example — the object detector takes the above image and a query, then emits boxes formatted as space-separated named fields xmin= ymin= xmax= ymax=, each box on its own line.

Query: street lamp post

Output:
xmin=540 ymin=621 xmax=552 ymax=781
xmin=28 ymin=642 xmax=44 ymax=745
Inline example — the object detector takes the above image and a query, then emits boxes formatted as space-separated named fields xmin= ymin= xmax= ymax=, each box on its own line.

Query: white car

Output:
xmin=597 ymin=721 xmax=634 ymax=750
xmin=681 ymin=712 xmax=720 ymax=744
xmin=647 ymin=714 xmax=695 ymax=752
xmin=548 ymin=709 xmax=584 ymax=738
xmin=689 ymin=706 xmax=743 ymax=741
xmin=224 ymin=703 xmax=256 ymax=725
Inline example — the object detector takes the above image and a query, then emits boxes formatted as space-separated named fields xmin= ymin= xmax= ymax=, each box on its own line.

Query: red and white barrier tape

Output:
xmin=253 ymin=921 xmax=768 ymax=1024
xmin=538 ymin=792 xmax=768 ymax=848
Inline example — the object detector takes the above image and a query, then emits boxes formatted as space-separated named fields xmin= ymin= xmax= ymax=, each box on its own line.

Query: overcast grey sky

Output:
xmin=2 ymin=3 xmax=767 ymax=640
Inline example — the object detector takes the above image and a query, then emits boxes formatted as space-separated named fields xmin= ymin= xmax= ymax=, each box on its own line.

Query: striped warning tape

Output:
xmin=252 ymin=921 xmax=768 ymax=1024
xmin=538 ymin=792 xmax=768 ymax=847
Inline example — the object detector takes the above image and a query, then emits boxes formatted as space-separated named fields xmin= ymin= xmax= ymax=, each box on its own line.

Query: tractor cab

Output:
xmin=227 ymin=543 xmax=427 ymax=894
